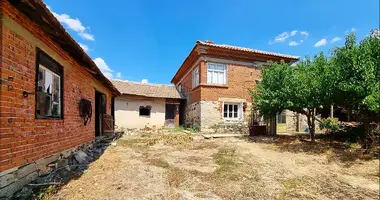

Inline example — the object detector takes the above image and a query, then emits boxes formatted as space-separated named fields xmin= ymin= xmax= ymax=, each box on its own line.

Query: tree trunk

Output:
xmin=362 ymin=119 xmax=374 ymax=150
xmin=310 ymin=109 xmax=316 ymax=142
xmin=306 ymin=109 xmax=316 ymax=142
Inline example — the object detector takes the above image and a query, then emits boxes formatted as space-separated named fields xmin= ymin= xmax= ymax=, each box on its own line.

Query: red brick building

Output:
xmin=171 ymin=40 xmax=299 ymax=131
xmin=0 ymin=0 xmax=119 ymax=196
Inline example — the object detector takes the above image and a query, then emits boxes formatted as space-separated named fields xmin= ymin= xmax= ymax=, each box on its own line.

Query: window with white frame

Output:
xmin=207 ymin=63 xmax=226 ymax=84
xmin=223 ymin=103 xmax=242 ymax=119
xmin=192 ymin=67 xmax=199 ymax=88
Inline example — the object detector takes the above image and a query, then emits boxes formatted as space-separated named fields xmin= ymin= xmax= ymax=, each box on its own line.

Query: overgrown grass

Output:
xmin=191 ymin=142 xmax=219 ymax=150
xmin=147 ymin=158 xmax=170 ymax=168
xmin=212 ymin=147 xmax=240 ymax=180
xmin=167 ymin=167 xmax=186 ymax=188
xmin=117 ymin=133 xmax=192 ymax=149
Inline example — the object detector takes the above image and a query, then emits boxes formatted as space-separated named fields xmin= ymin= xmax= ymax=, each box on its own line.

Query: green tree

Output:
xmin=331 ymin=31 xmax=380 ymax=148
xmin=252 ymin=53 xmax=332 ymax=142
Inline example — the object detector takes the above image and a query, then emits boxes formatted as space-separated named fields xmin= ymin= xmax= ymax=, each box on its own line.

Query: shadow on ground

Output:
xmin=12 ymin=135 xmax=121 ymax=200
xmin=241 ymin=133 xmax=379 ymax=167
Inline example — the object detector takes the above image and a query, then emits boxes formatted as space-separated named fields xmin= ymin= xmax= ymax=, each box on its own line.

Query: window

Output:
xmin=207 ymin=63 xmax=226 ymax=84
xmin=192 ymin=67 xmax=199 ymax=88
xmin=277 ymin=110 xmax=286 ymax=123
xmin=139 ymin=106 xmax=151 ymax=116
xmin=223 ymin=103 xmax=242 ymax=120
xmin=36 ymin=50 xmax=63 ymax=119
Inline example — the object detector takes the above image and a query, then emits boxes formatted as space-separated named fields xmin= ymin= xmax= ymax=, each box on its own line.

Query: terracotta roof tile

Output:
xmin=111 ymin=80 xmax=183 ymax=99
xmin=197 ymin=40 xmax=300 ymax=60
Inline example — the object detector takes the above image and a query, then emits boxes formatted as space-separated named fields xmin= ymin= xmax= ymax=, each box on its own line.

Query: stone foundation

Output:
xmin=200 ymin=101 xmax=221 ymax=130
xmin=185 ymin=102 xmax=201 ymax=128
xmin=0 ymin=141 xmax=94 ymax=198
xmin=184 ymin=100 xmax=250 ymax=133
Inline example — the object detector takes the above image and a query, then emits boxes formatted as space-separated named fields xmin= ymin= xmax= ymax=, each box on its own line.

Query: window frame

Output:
xmin=222 ymin=102 xmax=243 ymax=120
xmin=139 ymin=105 xmax=151 ymax=117
xmin=207 ymin=63 xmax=227 ymax=85
xmin=192 ymin=67 xmax=199 ymax=88
xmin=35 ymin=48 xmax=64 ymax=120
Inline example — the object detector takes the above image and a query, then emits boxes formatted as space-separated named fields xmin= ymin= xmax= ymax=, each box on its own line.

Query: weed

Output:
xmin=212 ymin=147 xmax=237 ymax=166
xmin=167 ymin=167 xmax=186 ymax=188
xmin=147 ymin=158 xmax=170 ymax=168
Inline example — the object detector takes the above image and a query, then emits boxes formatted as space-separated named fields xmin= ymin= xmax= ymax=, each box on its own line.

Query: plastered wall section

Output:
xmin=114 ymin=95 xmax=166 ymax=129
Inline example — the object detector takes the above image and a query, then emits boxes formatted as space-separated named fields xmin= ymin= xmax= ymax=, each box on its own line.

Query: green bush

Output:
xmin=319 ymin=117 xmax=340 ymax=132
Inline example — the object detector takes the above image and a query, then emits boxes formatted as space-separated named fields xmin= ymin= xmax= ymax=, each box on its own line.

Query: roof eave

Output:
xmin=9 ymin=0 xmax=121 ymax=96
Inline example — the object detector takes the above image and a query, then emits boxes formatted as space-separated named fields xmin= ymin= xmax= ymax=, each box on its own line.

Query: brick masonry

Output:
xmin=177 ymin=57 xmax=262 ymax=130
xmin=0 ymin=1 xmax=112 ymax=174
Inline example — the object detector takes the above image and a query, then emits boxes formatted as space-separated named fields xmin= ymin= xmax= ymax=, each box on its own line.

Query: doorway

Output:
xmin=165 ymin=103 xmax=177 ymax=128
xmin=95 ymin=90 xmax=106 ymax=136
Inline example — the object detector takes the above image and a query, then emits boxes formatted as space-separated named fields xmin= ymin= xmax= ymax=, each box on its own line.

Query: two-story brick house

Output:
xmin=171 ymin=40 xmax=299 ymax=131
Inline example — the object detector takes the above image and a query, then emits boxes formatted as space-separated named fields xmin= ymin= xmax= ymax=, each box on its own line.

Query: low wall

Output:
xmin=0 ymin=141 xmax=93 ymax=198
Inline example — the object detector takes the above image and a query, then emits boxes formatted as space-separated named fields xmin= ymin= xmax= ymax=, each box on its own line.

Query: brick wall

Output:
xmin=0 ymin=1 xmax=112 ymax=171
xmin=177 ymin=63 xmax=201 ymax=104
xmin=200 ymin=63 xmax=261 ymax=102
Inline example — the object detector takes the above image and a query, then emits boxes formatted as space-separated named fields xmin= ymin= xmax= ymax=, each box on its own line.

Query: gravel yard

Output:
xmin=51 ymin=131 xmax=379 ymax=200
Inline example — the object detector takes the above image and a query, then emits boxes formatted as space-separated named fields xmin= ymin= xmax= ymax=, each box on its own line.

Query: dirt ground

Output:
xmin=52 ymin=132 xmax=379 ymax=200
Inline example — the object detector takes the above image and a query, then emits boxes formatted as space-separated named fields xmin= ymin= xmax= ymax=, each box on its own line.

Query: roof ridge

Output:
xmin=197 ymin=40 xmax=300 ymax=59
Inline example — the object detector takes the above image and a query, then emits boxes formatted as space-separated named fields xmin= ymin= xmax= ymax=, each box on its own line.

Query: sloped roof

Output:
xmin=9 ymin=0 xmax=120 ymax=95
xmin=197 ymin=41 xmax=300 ymax=60
xmin=111 ymin=80 xmax=183 ymax=99
xmin=171 ymin=40 xmax=300 ymax=83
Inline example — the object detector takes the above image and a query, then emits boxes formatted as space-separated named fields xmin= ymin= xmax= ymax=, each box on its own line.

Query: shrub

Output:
xmin=319 ymin=117 xmax=340 ymax=132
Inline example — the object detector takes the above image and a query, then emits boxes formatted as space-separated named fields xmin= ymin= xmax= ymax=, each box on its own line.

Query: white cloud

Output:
xmin=78 ymin=43 xmax=89 ymax=51
xmin=314 ymin=38 xmax=327 ymax=47
xmin=79 ymin=32 xmax=95 ymax=41
xmin=141 ymin=79 xmax=149 ymax=84
xmin=116 ymin=72 xmax=122 ymax=78
xmin=300 ymin=31 xmax=309 ymax=38
xmin=102 ymin=72 xmax=113 ymax=79
xmin=288 ymin=41 xmax=300 ymax=46
xmin=269 ymin=32 xmax=290 ymax=44
xmin=93 ymin=57 xmax=113 ymax=78
xmin=331 ymin=37 xmax=342 ymax=43
xmin=50 ymin=6 xmax=94 ymax=41
xmin=345 ymin=28 xmax=357 ymax=34
xmin=270 ymin=30 xmax=309 ymax=46
xmin=52 ymin=13 xmax=85 ymax=32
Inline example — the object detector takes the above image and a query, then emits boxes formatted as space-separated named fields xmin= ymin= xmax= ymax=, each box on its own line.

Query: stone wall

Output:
xmin=185 ymin=101 xmax=201 ymax=128
xmin=283 ymin=110 xmax=321 ymax=132
xmin=0 ymin=141 xmax=93 ymax=198
xmin=200 ymin=101 xmax=221 ymax=130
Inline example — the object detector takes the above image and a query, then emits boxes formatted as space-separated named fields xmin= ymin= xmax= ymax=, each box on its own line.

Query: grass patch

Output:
xmin=212 ymin=147 xmax=240 ymax=180
xmin=147 ymin=158 xmax=170 ymax=168
xmin=191 ymin=142 xmax=219 ymax=150
xmin=167 ymin=167 xmax=187 ymax=188
xmin=213 ymin=147 xmax=237 ymax=166
xmin=279 ymin=178 xmax=306 ymax=199
xmin=117 ymin=133 xmax=192 ymax=149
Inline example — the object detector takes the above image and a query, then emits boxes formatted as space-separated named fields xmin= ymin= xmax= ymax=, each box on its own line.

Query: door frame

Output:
xmin=95 ymin=90 xmax=106 ymax=136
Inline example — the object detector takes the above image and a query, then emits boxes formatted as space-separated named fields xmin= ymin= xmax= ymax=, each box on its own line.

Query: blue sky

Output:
xmin=45 ymin=0 xmax=379 ymax=84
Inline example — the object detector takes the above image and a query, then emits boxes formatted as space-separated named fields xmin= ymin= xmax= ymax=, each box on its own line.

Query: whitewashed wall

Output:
xmin=114 ymin=95 xmax=166 ymax=129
